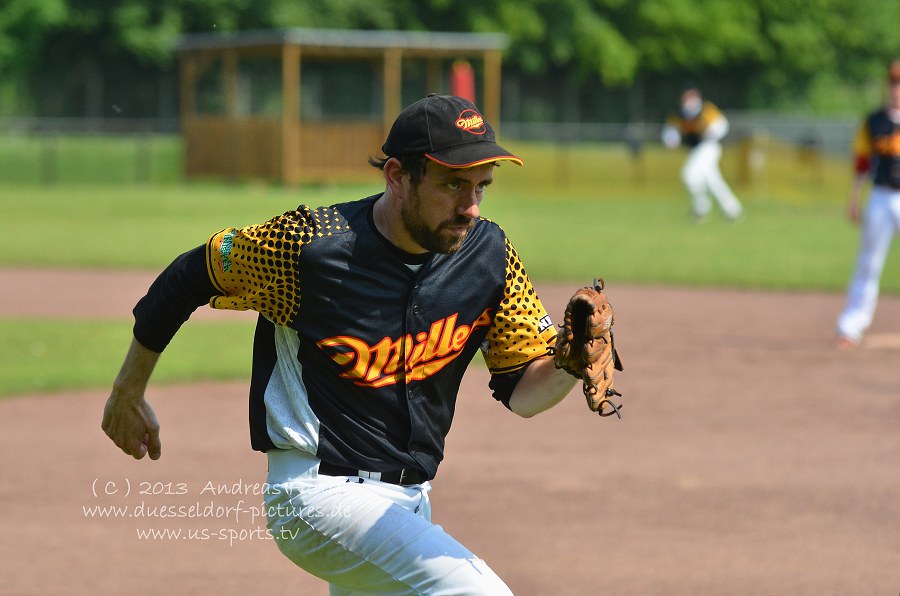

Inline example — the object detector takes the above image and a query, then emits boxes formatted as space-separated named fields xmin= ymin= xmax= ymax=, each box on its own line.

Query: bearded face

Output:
xmin=400 ymin=182 xmax=474 ymax=254
xmin=397 ymin=162 xmax=493 ymax=255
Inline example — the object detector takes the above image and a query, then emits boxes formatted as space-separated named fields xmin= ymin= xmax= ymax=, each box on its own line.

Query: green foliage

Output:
xmin=112 ymin=3 xmax=184 ymax=65
xmin=0 ymin=0 xmax=67 ymax=75
xmin=4 ymin=0 xmax=900 ymax=117
xmin=268 ymin=0 xmax=422 ymax=30
xmin=635 ymin=0 xmax=760 ymax=68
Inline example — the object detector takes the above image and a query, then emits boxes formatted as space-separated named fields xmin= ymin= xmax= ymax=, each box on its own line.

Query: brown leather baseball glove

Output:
xmin=553 ymin=278 xmax=624 ymax=417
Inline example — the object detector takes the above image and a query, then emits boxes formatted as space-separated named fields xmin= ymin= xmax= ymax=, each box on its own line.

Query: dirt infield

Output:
xmin=2 ymin=269 xmax=899 ymax=595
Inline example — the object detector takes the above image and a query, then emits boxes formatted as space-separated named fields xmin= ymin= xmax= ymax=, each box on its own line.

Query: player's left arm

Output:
xmin=482 ymin=236 xmax=573 ymax=417
xmin=507 ymin=357 xmax=577 ymax=418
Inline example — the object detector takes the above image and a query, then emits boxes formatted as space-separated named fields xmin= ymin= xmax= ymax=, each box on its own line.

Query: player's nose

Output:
xmin=457 ymin=192 xmax=480 ymax=219
xmin=458 ymin=202 xmax=479 ymax=219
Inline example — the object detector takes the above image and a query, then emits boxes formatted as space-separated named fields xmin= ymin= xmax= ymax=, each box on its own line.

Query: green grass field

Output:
xmin=0 ymin=133 xmax=182 ymax=185
xmin=0 ymin=319 xmax=255 ymax=396
xmin=2 ymin=136 xmax=897 ymax=397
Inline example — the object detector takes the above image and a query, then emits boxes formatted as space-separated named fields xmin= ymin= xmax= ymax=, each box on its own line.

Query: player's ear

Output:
xmin=384 ymin=157 xmax=407 ymax=197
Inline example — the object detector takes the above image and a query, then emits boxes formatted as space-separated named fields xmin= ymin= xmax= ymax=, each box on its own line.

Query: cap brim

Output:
xmin=425 ymin=141 xmax=523 ymax=168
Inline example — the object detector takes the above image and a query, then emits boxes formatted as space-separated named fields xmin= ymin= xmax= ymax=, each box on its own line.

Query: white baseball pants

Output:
xmin=837 ymin=185 xmax=900 ymax=342
xmin=681 ymin=140 xmax=744 ymax=220
xmin=264 ymin=449 xmax=513 ymax=595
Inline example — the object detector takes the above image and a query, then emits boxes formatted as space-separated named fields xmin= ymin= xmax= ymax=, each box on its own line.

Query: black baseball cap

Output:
xmin=382 ymin=94 xmax=523 ymax=168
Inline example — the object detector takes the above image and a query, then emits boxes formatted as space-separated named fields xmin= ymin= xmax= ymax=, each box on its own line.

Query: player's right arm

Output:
xmin=101 ymin=209 xmax=313 ymax=459
xmin=102 ymin=338 xmax=162 ymax=460
xmin=101 ymin=244 xmax=216 ymax=460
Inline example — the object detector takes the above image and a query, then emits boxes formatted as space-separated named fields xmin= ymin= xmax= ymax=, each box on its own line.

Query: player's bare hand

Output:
xmin=101 ymin=393 xmax=161 ymax=460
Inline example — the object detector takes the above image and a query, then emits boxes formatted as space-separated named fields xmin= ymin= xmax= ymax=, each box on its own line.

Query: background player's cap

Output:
xmin=889 ymin=59 xmax=900 ymax=85
xmin=382 ymin=94 xmax=523 ymax=168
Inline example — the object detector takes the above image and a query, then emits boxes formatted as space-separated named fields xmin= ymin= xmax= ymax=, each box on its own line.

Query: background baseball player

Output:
xmin=101 ymin=94 xmax=622 ymax=594
xmin=662 ymin=85 xmax=744 ymax=222
xmin=835 ymin=59 xmax=900 ymax=349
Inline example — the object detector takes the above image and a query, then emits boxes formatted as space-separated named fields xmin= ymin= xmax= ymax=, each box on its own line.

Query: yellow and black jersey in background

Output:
xmin=852 ymin=108 xmax=900 ymax=188
xmin=667 ymin=102 xmax=725 ymax=148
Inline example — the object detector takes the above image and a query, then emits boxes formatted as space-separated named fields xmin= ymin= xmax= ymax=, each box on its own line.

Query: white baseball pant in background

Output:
xmin=837 ymin=185 xmax=900 ymax=342
xmin=681 ymin=140 xmax=744 ymax=220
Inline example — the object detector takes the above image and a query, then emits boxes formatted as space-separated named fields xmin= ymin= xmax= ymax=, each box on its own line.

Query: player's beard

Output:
xmin=400 ymin=185 xmax=473 ymax=254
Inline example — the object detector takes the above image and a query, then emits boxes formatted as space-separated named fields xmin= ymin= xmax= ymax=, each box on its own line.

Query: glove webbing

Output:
xmin=589 ymin=386 xmax=623 ymax=418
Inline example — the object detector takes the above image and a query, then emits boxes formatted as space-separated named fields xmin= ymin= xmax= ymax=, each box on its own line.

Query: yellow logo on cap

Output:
xmin=456 ymin=109 xmax=486 ymax=135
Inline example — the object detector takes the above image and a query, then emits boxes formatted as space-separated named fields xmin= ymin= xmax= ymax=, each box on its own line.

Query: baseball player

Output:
xmin=101 ymin=95 xmax=622 ymax=594
xmin=662 ymin=85 xmax=744 ymax=221
xmin=835 ymin=60 xmax=900 ymax=349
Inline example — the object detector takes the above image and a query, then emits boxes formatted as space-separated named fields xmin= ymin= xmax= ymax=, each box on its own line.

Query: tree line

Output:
xmin=1 ymin=0 xmax=898 ymax=121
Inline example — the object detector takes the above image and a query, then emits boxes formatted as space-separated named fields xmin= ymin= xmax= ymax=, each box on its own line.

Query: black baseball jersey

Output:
xmin=853 ymin=108 xmax=900 ymax=188
xmin=133 ymin=195 xmax=557 ymax=480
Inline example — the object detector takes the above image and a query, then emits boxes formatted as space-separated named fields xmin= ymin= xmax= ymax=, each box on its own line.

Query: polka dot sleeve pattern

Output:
xmin=482 ymin=237 xmax=557 ymax=374
xmin=204 ymin=206 xmax=327 ymax=326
